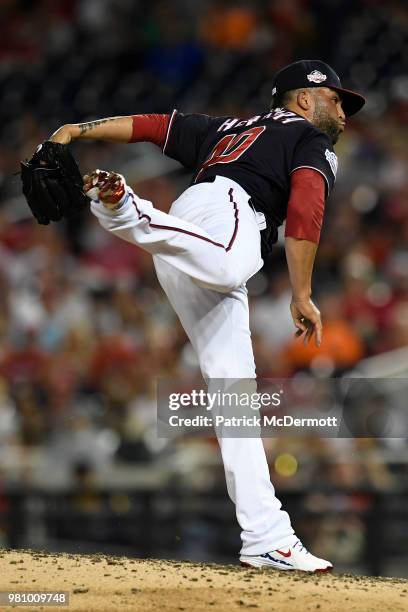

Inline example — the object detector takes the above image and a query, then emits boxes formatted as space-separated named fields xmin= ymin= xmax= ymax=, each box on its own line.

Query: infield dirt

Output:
xmin=0 ymin=549 xmax=406 ymax=612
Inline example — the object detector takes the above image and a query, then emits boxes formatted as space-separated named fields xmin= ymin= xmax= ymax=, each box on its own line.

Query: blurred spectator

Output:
xmin=280 ymin=291 xmax=365 ymax=375
xmin=200 ymin=1 xmax=258 ymax=50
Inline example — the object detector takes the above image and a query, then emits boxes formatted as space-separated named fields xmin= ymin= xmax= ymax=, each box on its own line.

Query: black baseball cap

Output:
xmin=271 ymin=60 xmax=365 ymax=117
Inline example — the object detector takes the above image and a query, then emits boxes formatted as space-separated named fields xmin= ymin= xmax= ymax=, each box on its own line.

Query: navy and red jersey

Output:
xmin=162 ymin=108 xmax=337 ymax=253
xmin=130 ymin=108 xmax=338 ymax=256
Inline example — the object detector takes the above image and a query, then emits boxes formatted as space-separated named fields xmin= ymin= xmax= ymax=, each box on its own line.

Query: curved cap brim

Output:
xmin=330 ymin=86 xmax=366 ymax=117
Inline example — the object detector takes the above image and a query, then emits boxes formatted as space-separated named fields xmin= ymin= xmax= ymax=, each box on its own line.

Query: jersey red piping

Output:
xmin=128 ymin=188 xmax=239 ymax=252
xmin=162 ymin=109 xmax=177 ymax=154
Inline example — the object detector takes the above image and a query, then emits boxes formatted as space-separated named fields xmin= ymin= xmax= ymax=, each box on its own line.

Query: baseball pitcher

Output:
xmin=28 ymin=60 xmax=365 ymax=571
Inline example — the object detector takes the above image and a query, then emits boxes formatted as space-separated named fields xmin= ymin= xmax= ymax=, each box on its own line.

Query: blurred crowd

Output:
xmin=0 ymin=0 xmax=407 ymax=566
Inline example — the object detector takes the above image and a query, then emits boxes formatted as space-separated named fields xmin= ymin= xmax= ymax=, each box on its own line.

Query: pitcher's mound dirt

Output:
xmin=0 ymin=549 xmax=406 ymax=612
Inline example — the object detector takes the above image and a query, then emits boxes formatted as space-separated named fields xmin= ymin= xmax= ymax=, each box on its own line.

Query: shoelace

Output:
xmin=293 ymin=540 xmax=310 ymax=555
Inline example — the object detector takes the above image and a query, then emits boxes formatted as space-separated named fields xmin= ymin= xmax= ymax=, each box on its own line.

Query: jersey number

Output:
xmin=195 ymin=125 xmax=266 ymax=181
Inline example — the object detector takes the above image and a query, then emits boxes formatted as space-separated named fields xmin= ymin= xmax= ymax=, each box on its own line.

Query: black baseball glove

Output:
xmin=20 ymin=141 xmax=88 ymax=224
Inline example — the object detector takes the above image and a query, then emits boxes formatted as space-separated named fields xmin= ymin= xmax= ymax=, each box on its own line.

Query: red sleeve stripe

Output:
xmin=291 ymin=165 xmax=330 ymax=196
xmin=162 ymin=109 xmax=177 ymax=154
xmin=129 ymin=114 xmax=171 ymax=146
xmin=285 ymin=168 xmax=326 ymax=244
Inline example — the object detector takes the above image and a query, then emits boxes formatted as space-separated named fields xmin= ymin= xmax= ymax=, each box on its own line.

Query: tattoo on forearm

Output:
xmin=78 ymin=117 xmax=117 ymax=136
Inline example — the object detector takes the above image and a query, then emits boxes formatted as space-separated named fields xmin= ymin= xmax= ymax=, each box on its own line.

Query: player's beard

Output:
xmin=312 ymin=98 xmax=342 ymax=144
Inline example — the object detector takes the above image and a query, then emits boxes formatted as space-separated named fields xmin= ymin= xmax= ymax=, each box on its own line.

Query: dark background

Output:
xmin=0 ymin=0 xmax=407 ymax=576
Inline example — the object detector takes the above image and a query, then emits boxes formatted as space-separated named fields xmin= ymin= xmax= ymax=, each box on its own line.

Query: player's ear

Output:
xmin=296 ymin=89 xmax=313 ymax=111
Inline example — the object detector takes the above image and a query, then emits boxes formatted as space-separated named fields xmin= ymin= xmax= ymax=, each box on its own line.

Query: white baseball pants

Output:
xmin=90 ymin=176 xmax=295 ymax=554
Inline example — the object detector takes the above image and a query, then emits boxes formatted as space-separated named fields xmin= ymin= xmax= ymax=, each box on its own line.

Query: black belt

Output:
xmin=198 ymin=176 xmax=216 ymax=184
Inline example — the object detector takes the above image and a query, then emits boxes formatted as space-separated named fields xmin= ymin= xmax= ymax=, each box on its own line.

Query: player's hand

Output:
xmin=49 ymin=125 xmax=74 ymax=145
xmin=290 ymin=297 xmax=322 ymax=347
xmin=83 ymin=169 xmax=126 ymax=209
